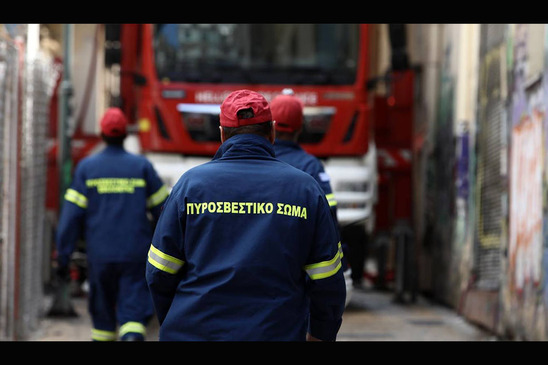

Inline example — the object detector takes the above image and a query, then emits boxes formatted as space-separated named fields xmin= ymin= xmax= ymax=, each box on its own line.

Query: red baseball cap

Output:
xmin=100 ymin=107 xmax=128 ymax=137
xmin=270 ymin=94 xmax=304 ymax=133
xmin=220 ymin=90 xmax=272 ymax=127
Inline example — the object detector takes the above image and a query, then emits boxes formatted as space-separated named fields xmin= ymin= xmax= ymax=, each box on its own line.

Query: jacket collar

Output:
xmin=274 ymin=138 xmax=302 ymax=151
xmin=104 ymin=144 xmax=126 ymax=153
xmin=213 ymin=134 xmax=276 ymax=160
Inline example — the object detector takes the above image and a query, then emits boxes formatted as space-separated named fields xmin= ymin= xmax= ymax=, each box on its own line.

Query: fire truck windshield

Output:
xmin=153 ymin=24 xmax=359 ymax=85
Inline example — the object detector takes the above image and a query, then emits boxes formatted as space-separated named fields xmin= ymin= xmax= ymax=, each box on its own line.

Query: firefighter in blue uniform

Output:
xmin=146 ymin=90 xmax=346 ymax=341
xmin=271 ymin=90 xmax=338 ymax=222
xmin=56 ymin=107 xmax=169 ymax=341
xmin=270 ymin=91 xmax=351 ymax=281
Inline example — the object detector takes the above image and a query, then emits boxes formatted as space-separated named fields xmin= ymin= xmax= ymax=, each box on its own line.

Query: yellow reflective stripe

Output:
xmin=326 ymin=193 xmax=337 ymax=207
xmin=65 ymin=188 xmax=88 ymax=209
xmin=147 ymin=185 xmax=169 ymax=208
xmin=304 ymin=242 xmax=343 ymax=280
xmin=119 ymin=321 xmax=146 ymax=337
xmin=91 ymin=328 xmax=116 ymax=341
xmin=148 ymin=244 xmax=184 ymax=274
xmin=86 ymin=177 xmax=146 ymax=194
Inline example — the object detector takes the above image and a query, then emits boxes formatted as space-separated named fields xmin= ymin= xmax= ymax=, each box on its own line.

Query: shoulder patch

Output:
xmin=318 ymin=172 xmax=330 ymax=182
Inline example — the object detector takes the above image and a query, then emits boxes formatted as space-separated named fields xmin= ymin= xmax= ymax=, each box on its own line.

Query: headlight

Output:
xmin=298 ymin=106 xmax=335 ymax=144
xmin=178 ymin=103 xmax=221 ymax=142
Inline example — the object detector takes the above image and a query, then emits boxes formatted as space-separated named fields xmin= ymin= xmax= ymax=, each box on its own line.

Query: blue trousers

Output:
xmin=87 ymin=261 xmax=154 ymax=341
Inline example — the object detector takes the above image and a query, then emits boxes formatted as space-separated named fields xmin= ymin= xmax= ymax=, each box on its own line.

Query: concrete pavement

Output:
xmin=338 ymin=288 xmax=495 ymax=341
xmin=29 ymin=287 xmax=495 ymax=341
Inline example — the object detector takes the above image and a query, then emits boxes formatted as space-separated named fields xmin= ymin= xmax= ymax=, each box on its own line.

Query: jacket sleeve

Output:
xmin=145 ymin=189 xmax=186 ymax=325
xmin=55 ymin=164 xmax=87 ymax=268
xmin=304 ymin=193 xmax=346 ymax=341
xmin=307 ymin=158 xmax=339 ymax=226
xmin=144 ymin=160 xmax=170 ymax=221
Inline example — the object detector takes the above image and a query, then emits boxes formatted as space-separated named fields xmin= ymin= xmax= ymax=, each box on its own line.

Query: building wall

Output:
xmin=413 ymin=23 xmax=548 ymax=340
xmin=501 ymin=23 xmax=547 ymax=340
xmin=0 ymin=24 xmax=56 ymax=340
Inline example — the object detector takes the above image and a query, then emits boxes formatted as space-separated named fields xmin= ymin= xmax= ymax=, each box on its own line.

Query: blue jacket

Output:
xmin=146 ymin=134 xmax=346 ymax=341
xmin=56 ymin=144 xmax=169 ymax=267
xmin=274 ymin=139 xmax=338 ymax=220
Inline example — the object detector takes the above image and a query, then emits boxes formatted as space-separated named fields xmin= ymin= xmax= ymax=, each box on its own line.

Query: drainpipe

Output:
xmin=58 ymin=24 xmax=73 ymax=207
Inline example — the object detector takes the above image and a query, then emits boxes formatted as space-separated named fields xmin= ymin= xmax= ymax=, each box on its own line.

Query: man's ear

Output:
xmin=269 ymin=121 xmax=276 ymax=144
xmin=219 ymin=126 xmax=225 ymax=143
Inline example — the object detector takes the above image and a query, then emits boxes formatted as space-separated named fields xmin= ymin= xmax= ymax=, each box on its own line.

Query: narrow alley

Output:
xmin=3 ymin=23 xmax=548 ymax=342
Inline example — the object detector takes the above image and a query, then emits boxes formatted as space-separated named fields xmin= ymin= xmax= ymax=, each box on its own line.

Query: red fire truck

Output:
xmin=116 ymin=24 xmax=380 ymax=297
xmin=49 ymin=24 xmax=417 ymax=304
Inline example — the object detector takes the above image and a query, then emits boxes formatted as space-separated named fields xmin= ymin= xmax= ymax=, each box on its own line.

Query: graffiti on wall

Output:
xmin=509 ymin=110 xmax=544 ymax=292
xmin=453 ymin=123 xmax=469 ymax=247
xmin=506 ymin=24 xmax=546 ymax=294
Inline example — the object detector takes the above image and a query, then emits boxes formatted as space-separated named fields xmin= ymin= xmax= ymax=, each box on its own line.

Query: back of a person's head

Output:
xmin=100 ymin=107 xmax=128 ymax=145
xmin=219 ymin=90 xmax=273 ymax=140
xmin=221 ymin=121 xmax=273 ymax=140
xmin=270 ymin=92 xmax=304 ymax=135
